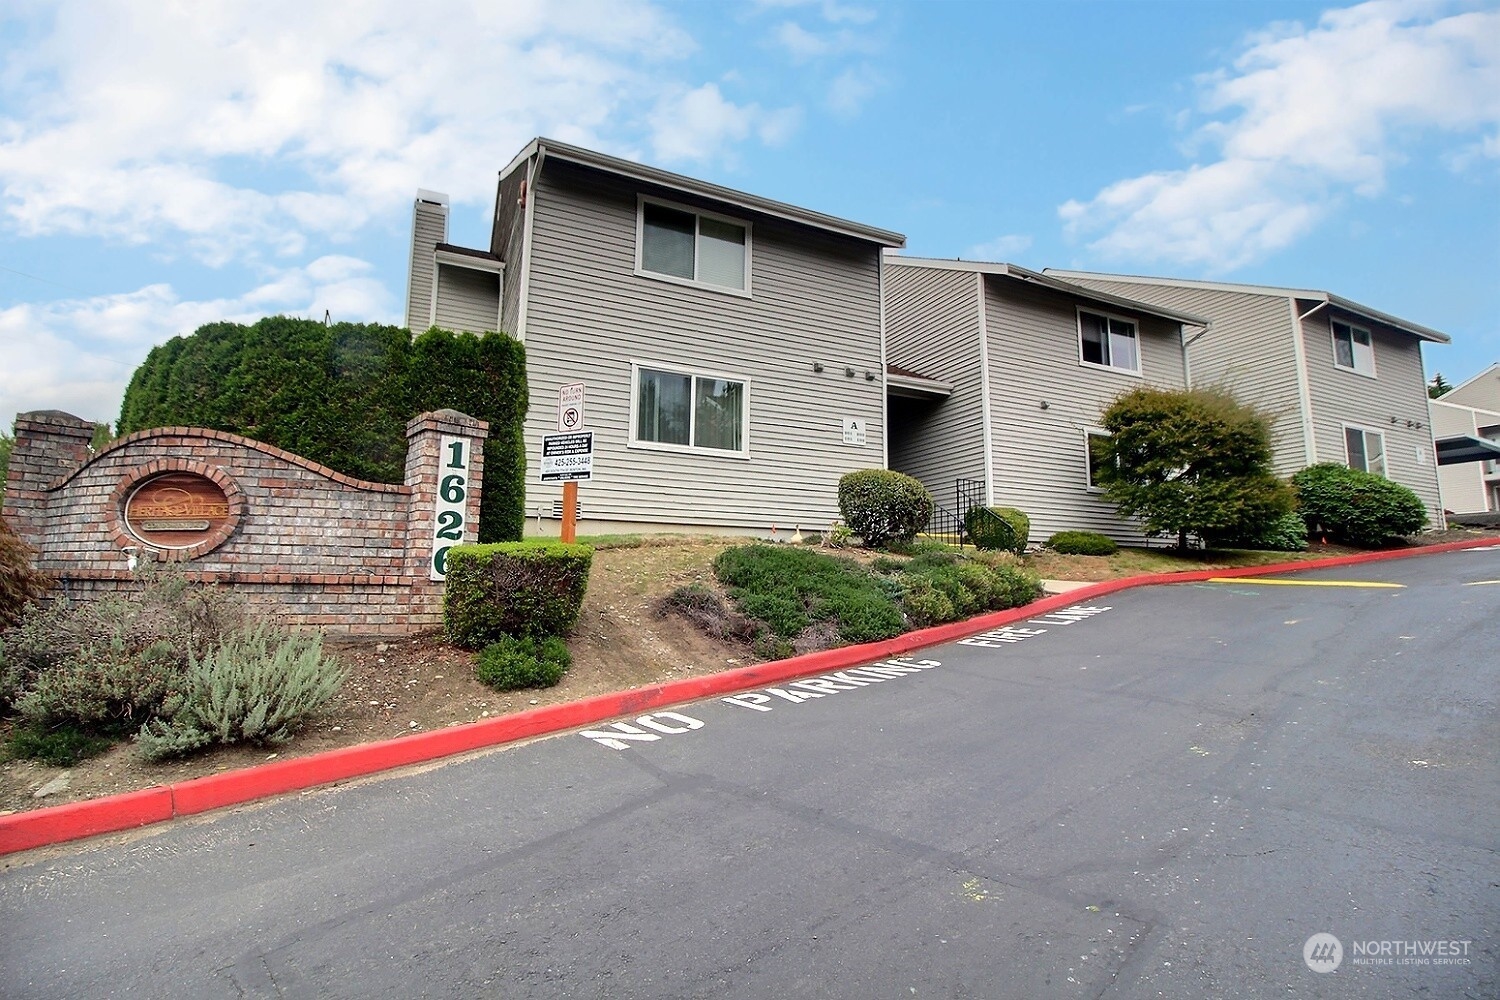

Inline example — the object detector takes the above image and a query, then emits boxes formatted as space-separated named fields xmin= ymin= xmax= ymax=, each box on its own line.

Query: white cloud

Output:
xmin=965 ymin=234 xmax=1034 ymax=261
xmin=0 ymin=257 xmax=394 ymax=425
xmin=827 ymin=65 xmax=882 ymax=116
xmin=1060 ymin=0 xmax=1500 ymax=272
xmin=647 ymin=83 xmax=799 ymax=163
xmin=0 ymin=0 xmax=779 ymax=266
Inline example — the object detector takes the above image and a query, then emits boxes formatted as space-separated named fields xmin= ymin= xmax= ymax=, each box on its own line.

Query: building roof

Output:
xmin=1043 ymin=268 xmax=1451 ymax=345
xmin=500 ymin=137 xmax=905 ymax=248
xmin=886 ymin=256 xmax=1210 ymax=327
xmin=1448 ymin=362 xmax=1500 ymax=397
xmin=1435 ymin=434 xmax=1500 ymax=465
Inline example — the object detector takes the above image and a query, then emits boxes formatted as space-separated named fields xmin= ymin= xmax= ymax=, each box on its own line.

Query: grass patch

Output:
xmin=6 ymin=721 xmax=116 ymax=767
xmin=1025 ymin=544 xmax=1362 ymax=582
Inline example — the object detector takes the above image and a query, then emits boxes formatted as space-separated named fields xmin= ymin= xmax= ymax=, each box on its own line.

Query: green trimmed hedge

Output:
xmin=118 ymin=319 xmax=528 ymax=541
xmin=1205 ymin=511 xmax=1308 ymax=552
xmin=443 ymin=542 xmax=593 ymax=649
xmin=837 ymin=469 xmax=934 ymax=548
xmin=965 ymin=506 xmax=1030 ymax=555
xmin=1047 ymin=531 xmax=1119 ymax=556
xmin=1292 ymin=463 xmax=1427 ymax=548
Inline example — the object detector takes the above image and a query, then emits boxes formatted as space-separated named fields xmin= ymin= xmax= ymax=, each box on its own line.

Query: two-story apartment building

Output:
xmin=883 ymin=257 xmax=1206 ymax=543
xmin=407 ymin=137 xmax=907 ymax=536
xmin=1046 ymin=271 xmax=1450 ymax=528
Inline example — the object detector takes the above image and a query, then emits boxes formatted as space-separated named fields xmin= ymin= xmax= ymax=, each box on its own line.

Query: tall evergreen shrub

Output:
xmin=117 ymin=318 xmax=528 ymax=541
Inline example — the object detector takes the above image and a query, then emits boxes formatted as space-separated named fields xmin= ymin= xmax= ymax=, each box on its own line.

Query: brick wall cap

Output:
xmin=405 ymin=409 xmax=489 ymax=438
xmin=51 ymin=427 xmax=412 ymax=494
xmin=13 ymin=410 xmax=95 ymax=434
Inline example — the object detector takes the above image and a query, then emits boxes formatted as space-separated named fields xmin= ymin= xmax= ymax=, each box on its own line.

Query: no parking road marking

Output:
xmin=1205 ymin=577 xmax=1404 ymax=589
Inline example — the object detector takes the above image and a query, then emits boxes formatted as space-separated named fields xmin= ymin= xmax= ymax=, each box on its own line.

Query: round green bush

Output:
xmin=1047 ymin=531 xmax=1118 ymax=556
xmin=965 ymin=506 xmax=1030 ymax=555
xmin=837 ymin=469 xmax=934 ymax=548
xmin=1292 ymin=463 xmax=1428 ymax=548
xmin=475 ymin=635 xmax=571 ymax=691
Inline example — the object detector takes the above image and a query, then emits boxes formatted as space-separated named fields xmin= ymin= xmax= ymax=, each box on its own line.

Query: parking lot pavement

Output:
xmin=1 ymin=547 xmax=1495 ymax=998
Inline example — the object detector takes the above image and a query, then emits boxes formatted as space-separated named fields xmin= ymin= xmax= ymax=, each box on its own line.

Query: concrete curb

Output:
xmin=3 ymin=536 xmax=1494 ymax=857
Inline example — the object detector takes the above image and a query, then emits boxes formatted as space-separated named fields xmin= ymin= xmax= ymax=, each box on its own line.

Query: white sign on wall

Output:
xmin=842 ymin=417 xmax=867 ymax=446
xmin=558 ymin=382 xmax=586 ymax=432
xmin=430 ymin=434 xmax=470 ymax=580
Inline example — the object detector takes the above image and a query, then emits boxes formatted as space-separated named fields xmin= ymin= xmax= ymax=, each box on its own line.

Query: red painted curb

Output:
xmin=3 ymin=536 xmax=1493 ymax=856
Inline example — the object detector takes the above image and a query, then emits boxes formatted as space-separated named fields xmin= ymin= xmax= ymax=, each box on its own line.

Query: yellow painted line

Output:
xmin=1462 ymin=579 xmax=1500 ymax=586
xmin=1206 ymin=577 xmax=1405 ymax=589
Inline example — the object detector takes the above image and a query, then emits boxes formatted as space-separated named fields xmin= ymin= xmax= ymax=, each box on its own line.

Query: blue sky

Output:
xmin=1 ymin=0 xmax=1496 ymax=426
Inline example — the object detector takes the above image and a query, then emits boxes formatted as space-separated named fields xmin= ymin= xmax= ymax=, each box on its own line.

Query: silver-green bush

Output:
xmin=135 ymin=624 xmax=345 ymax=760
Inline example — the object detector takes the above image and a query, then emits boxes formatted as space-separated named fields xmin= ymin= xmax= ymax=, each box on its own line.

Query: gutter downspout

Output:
xmin=1288 ymin=298 xmax=1324 ymax=467
xmin=1181 ymin=321 xmax=1210 ymax=387
xmin=878 ymin=250 xmax=890 ymax=472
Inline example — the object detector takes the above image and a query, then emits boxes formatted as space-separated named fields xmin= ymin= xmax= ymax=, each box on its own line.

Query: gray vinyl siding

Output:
xmin=519 ymin=159 xmax=886 ymax=532
xmin=984 ymin=280 xmax=1188 ymax=544
xmin=495 ymin=167 xmax=528 ymax=338
xmin=884 ymin=265 xmax=986 ymax=505
xmin=406 ymin=200 xmax=446 ymax=332
xmin=1446 ymin=366 xmax=1500 ymax=411
xmin=1432 ymin=401 xmax=1490 ymax=513
xmin=1300 ymin=307 xmax=1444 ymax=524
xmin=433 ymin=264 xmax=500 ymax=334
xmin=1067 ymin=279 xmax=1308 ymax=475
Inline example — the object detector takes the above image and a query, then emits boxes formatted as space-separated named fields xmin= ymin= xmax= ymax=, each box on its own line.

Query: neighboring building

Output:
xmin=1432 ymin=364 xmax=1500 ymax=515
xmin=409 ymin=138 xmax=906 ymax=536
xmin=883 ymin=257 xmax=1206 ymax=544
xmin=1046 ymin=270 xmax=1450 ymax=528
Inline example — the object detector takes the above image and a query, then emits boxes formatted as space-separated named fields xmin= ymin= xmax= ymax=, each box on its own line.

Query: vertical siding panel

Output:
xmin=985 ymin=281 xmax=1188 ymax=545
xmin=495 ymin=168 xmax=528 ymax=337
xmin=519 ymin=161 xmax=887 ymax=533
xmin=405 ymin=200 xmax=447 ymax=332
xmin=884 ymin=265 xmax=987 ymax=507
xmin=433 ymin=266 xmax=500 ymax=334
xmin=1300 ymin=309 xmax=1445 ymax=524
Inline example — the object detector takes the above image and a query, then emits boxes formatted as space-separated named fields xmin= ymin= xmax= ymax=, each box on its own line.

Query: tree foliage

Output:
xmin=117 ymin=317 xmax=527 ymax=541
xmin=1428 ymin=373 xmax=1452 ymax=399
xmin=1095 ymin=387 xmax=1293 ymax=551
xmin=1292 ymin=463 xmax=1427 ymax=547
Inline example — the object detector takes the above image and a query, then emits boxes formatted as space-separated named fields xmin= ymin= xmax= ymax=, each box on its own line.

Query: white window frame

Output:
xmin=1084 ymin=427 xmax=1112 ymax=492
xmin=1076 ymin=307 xmax=1143 ymax=376
xmin=635 ymin=195 xmax=753 ymax=298
xmin=1342 ymin=423 xmax=1387 ymax=477
xmin=629 ymin=360 xmax=752 ymax=459
xmin=1331 ymin=319 xmax=1377 ymax=378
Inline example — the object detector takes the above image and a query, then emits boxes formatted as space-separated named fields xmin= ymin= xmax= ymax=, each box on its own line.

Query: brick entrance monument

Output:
xmin=4 ymin=409 xmax=488 ymax=636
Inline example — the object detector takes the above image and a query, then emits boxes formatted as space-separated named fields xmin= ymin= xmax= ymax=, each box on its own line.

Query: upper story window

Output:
xmin=1078 ymin=309 xmax=1140 ymax=374
xmin=1332 ymin=319 xmax=1376 ymax=377
xmin=1344 ymin=425 xmax=1386 ymax=477
xmin=633 ymin=363 xmax=748 ymax=455
xmin=637 ymin=198 xmax=751 ymax=294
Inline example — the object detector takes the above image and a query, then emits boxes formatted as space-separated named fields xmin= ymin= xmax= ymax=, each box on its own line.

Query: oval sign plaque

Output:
xmin=124 ymin=472 xmax=232 ymax=549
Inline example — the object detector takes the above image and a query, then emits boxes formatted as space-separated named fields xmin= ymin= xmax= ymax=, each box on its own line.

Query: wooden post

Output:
xmin=561 ymin=481 xmax=578 ymax=543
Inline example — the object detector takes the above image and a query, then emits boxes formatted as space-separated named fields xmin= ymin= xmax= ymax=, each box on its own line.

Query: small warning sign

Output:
xmin=540 ymin=431 xmax=593 ymax=482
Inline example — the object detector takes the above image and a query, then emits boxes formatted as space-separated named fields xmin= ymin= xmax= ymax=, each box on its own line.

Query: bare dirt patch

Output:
xmin=1 ymin=538 xmax=752 ymax=816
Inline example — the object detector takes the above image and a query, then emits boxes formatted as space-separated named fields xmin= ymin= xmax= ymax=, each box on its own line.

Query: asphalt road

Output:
xmin=2 ymin=548 xmax=1497 ymax=999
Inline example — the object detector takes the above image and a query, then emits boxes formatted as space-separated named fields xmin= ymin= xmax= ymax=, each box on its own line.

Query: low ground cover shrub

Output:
xmin=837 ymin=470 xmax=934 ymax=547
xmin=1292 ymin=463 xmax=1427 ymax=548
xmin=444 ymin=541 xmax=594 ymax=649
xmin=475 ymin=634 xmax=571 ymax=691
xmin=1046 ymin=531 xmax=1119 ymax=556
xmin=709 ymin=543 xmax=1041 ymax=654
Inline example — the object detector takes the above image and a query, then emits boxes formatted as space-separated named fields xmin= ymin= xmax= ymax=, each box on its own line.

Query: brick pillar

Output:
xmin=4 ymin=410 xmax=95 ymax=547
xmin=404 ymin=410 xmax=488 ymax=623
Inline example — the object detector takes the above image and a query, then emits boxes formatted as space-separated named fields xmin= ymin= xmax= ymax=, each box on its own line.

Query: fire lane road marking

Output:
xmin=579 ymin=602 xmax=1116 ymax=751
xmin=1205 ymin=578 xmax=1405 ymax=589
